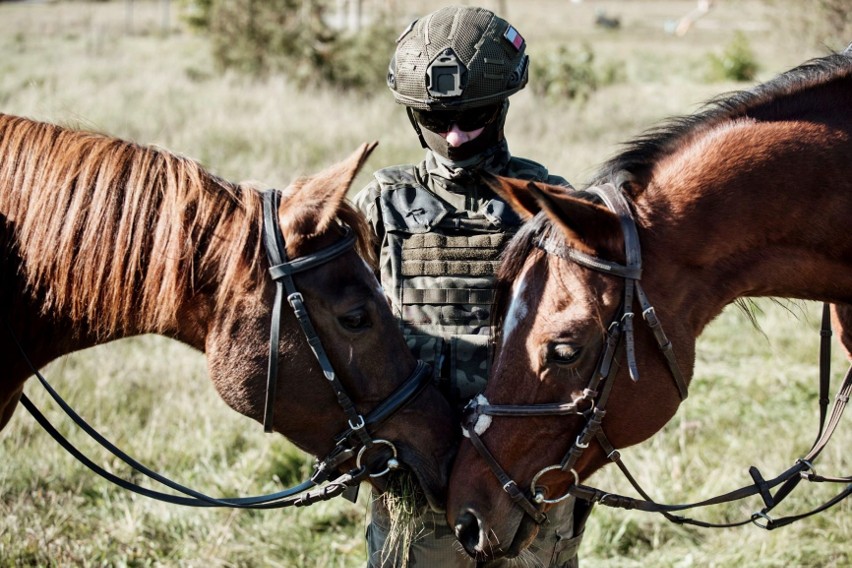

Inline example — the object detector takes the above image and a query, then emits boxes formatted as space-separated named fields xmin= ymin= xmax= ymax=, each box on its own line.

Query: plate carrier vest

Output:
xmin=372 ymin=159 xmax=559 ymax=408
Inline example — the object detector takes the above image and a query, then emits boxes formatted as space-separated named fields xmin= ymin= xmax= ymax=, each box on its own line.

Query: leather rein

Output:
xmin=463 ymin=181 xmax=852 ymax=529
xmin=9 ymin=188 xmax=432 ymax=509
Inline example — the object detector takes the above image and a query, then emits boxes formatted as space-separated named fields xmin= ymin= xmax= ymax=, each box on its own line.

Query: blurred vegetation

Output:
xmin=530 ymin=43 xmax=622 ymax=102
xmin=705 ymin=32 xmax=759 ymax=82
xmin=176 ymin=0 xmax=849 ymax=97
xmin=180 ymin=0 xmax=395 ymax=92
xmin=764 ymin=0 xmax=852 ymax=52
xmin=178 ymin=0 xmax=214 ymax=30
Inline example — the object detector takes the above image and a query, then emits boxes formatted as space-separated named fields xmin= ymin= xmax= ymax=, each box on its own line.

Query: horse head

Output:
xmin=447 ymin=51 xmax=852 ymax=561
xmin=1 ymin=110 xmax=456 ymax=510
xmin=448 ymin=175 xmax=691 ymax=559
xmin=202 ymin=143 xmax=457 ymax=510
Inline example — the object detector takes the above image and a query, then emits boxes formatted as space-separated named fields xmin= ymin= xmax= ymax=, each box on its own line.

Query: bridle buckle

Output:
xmin=348 ymin=415 xmax=366 ymax=431
xmin=287 ymin=291 xmax=304 ymax=309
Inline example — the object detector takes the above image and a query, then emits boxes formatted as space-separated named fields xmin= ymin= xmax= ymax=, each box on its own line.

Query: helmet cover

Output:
xmin=387 ymin=5 xmax=529 ymax=111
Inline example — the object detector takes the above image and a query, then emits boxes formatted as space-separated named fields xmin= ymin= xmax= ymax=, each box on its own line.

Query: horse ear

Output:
xmin=527 ymin=181 xmax=623 ymax=256
xmin=482 ymin=173 xmax=541 ymax=220
xmin=282 ymin=141 xmax=378 ymax=236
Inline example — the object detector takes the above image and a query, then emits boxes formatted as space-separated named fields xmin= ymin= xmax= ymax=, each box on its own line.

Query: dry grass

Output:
xmin=1 ymin=1 xmax=849 ymax=566
xmin=374 ymin=473 xmax=428 ymax=567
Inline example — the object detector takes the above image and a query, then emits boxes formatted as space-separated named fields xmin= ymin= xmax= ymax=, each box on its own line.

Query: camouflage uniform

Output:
xmin=354 ymin=142 xmax=586 ymax=568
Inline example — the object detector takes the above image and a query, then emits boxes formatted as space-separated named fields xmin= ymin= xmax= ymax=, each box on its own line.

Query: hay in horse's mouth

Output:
xmin=377 ymin=470 xmax=429 ymax=565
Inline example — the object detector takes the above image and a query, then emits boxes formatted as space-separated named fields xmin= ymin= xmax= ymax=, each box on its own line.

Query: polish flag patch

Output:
xmin=503 ymin=25 xmax=524 ymax=51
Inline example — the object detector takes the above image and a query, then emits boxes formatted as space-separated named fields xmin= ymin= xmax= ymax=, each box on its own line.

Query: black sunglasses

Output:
xmin=412 ymin=104 xmax=501 ymax=133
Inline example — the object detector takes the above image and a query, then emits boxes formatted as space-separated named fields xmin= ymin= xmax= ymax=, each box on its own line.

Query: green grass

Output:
xmin=1 ymin=1 xmax=849 ymax=566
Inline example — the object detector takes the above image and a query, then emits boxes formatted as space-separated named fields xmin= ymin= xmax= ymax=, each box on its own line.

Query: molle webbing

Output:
xmin=398 ymin=228 xmax=506 ymax=333
xmin=402 ymin=288 xmax=494 ymax=305
xmin=400 ymin=232 xmax=511 ymax=277
xmin=396 ymin=225 xmax=505 ymax=403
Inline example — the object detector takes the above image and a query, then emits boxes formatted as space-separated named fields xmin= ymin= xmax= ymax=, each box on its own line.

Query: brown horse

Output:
xmin=0 ymin=112 xmax=455 ymax=508
xmin=448 ymin=52 xmax=852 ymax=559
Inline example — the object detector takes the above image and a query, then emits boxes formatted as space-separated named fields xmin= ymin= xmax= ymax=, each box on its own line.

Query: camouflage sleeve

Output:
xmin=352 ymin=178 xmax=385 ymax=258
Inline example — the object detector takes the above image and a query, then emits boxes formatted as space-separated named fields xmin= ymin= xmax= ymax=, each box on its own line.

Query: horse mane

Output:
xmin=0 ymin=113 xmax=375 ymax=338
xmin=588 ymin=51 xmax=852 ymax=191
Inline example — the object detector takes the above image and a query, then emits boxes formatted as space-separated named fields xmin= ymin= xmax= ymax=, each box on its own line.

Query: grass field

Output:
xmin=1 ymin=1 xmax=850 ymax=566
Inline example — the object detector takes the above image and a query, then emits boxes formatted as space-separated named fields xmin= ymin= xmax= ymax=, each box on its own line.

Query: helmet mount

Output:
xmin=426 ymin=49 xmax=467 ymax=98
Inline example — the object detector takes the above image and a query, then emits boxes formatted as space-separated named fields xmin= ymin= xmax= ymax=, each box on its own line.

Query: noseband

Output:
xmin=462 ymin=182 xmax=688 ymax=523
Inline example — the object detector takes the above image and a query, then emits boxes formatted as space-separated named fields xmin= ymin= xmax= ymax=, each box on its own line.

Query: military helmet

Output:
xmin=387 ymin=6 xmax=529 ymax=111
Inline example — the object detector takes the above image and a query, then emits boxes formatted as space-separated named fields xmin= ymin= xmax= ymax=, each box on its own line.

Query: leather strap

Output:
xmin=465 ymin=426 xmax=547 ymax=524
xmin=260 ymin=190 xmax=369 ymax=448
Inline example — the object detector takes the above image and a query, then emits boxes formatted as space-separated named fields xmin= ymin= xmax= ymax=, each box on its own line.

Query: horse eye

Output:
xmin=547 ymin=343 xmax=582 ymax=366
xmin=339 ymin=308 xmax=371 ymax=331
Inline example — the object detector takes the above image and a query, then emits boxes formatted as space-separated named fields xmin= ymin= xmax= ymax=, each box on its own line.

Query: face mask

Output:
xmin=415 ymin=101 xmax=509 ymax=164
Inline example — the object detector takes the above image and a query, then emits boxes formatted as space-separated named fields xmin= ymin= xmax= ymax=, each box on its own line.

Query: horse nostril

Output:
xmin=454 ymin=510 xmax=483 ymax=556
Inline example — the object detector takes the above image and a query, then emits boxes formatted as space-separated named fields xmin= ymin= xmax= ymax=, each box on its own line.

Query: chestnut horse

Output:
xmin=0 ymin=112 xmax=455 ymax=508
xmin=448 ymin=52 xmax=852 ymax=559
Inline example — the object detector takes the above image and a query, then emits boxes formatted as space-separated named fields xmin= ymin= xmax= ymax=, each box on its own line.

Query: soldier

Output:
xmin=354 ymin=5 xmax=589 ymax=567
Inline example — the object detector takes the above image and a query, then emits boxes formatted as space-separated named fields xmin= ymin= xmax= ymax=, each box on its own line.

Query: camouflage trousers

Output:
xmin=365 ymin=494 xmax=583 ymax=567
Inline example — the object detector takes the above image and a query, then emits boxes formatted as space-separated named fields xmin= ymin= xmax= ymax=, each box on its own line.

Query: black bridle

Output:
xmin=463 ymin=182 xmax=852 ymax=529
xmin=258 ymin=188 xmax=433 ymax=482
xmin=8 ymin=188 xmax=433 ymax=509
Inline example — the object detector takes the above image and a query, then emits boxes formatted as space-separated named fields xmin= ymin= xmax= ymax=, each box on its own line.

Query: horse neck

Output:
xmin=0 ymin=117 xmax=260 ymax=352
xmin=636 ymin=116 xmax=852 ymax=336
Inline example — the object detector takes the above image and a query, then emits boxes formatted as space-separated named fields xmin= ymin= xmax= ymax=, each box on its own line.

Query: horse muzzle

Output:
xmin=454 ymin=505 xmax=538 ymax=560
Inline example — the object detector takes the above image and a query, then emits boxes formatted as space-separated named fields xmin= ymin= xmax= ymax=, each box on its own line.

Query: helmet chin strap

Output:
xmin=406 ymin=106 xmax=429 ymax=150
xmin=409 ymin=101 xmax=509 ymax=167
